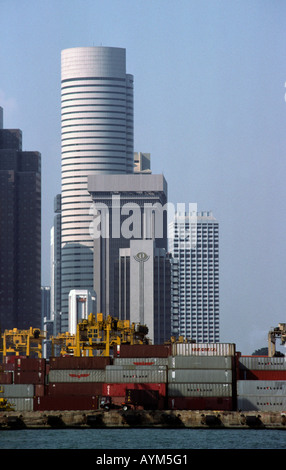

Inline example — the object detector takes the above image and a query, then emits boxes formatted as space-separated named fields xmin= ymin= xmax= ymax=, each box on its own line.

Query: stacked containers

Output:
xmin=237 ymin=356 xmax=286 ymax=411
xmin=0 ymin=384 xmax=35 ymax=411
xmin=168 ymin=343 xmax=236 ymax=410
xmin=34 ymin=356 xmax=110 ymax=411
xmin=104 ymin=348 xmax=170 ymax=409
xmin=0 ymin=357 xmax=47 ymax=410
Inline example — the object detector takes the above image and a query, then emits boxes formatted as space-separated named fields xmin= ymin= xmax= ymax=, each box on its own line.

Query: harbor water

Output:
xmin=1 ymin=427 xmax=286 ymax=449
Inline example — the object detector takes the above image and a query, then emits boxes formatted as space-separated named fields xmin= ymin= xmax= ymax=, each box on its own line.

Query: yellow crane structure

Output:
xmin=268 ymin=323 xmax=286 ymax=357
xmin=51 ymin=313 xmax=149 ymax=357
xmin=0 ymin=314 xmax=149 ymax=360
xmin=0 ymin=327 xmax=45 ymax=359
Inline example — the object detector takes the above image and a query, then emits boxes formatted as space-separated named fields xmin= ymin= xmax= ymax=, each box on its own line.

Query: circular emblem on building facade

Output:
xmin=134 ymin=252 xmax=150 ymax=262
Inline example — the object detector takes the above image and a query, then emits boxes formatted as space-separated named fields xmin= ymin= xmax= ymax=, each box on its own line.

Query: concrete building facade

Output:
xmin=88 ymin=174 xmax=169 ymax=335
xmin=60 ymin=47 xmax=134 ymax=331
xmin=169 ymin=211 xmax=220 ymax=343
xmin=116 ymin=240 xmax=171 ymax=344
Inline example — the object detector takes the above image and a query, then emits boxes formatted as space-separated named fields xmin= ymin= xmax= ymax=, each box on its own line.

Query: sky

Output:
xmin=1 ymin=0 xmax=286 ymax=355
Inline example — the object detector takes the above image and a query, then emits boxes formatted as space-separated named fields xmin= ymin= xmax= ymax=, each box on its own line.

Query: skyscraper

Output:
xmin=88 ymin=173 xmax=168 ymax=319
xmin=0 ymin=107 xmax=41 ymax=331
xmin=60 ymin=47 xmax=134 ymax=331
xmin=169 ymin=211 xmax=219 ymax=343
xmin=116 ymin=240 xmax=172 ymax=344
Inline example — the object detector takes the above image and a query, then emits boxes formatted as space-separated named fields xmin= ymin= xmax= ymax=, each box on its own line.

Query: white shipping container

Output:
xmin=105 ymin=366 xmax=167 ymax=383
xmin=106 ymin=365 xmax=167 ymax=371
xmin=239 ymin=356 xmax=286 ymax=370
xmin=237 ymin=380 xmax=286 ymax=396
xmin=48 ymin=369 xmax=106 ymax=383
xmin=237 ymin=396 xmax=286 ymax=412
xmin=167 ymin=382 xmax=233 ymax=397
xmin=168 ymin=368 xmax=233 ymax=384
xmin=0 ymin=384 xmax=34 ymax=398
xmin=8 ymin=398 xmax=34 ymax=411
xmin=168 ymin=355 xmax=233 ymax=370
xmin=172 ymin=343 xmax=236 ymax=357
xmin=113 ymin=357 xmax=169 ymax=366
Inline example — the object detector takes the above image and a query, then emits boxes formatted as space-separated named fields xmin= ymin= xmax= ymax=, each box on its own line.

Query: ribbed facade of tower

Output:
xmin=60 ymin=47 xmax=134 ymax=331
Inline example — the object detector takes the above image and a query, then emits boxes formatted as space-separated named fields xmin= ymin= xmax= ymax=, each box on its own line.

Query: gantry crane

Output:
xmin=268 ymin=323 xmax=286 ymax=357
xmin=51 ymin=313 xmax=149 ymax=357
xmin=1 ymin=327 xmax=46 ymax=358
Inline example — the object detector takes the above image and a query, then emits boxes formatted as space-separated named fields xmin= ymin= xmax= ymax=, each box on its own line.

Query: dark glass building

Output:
xmin=0 ymin=107 xmax=41 ymax=332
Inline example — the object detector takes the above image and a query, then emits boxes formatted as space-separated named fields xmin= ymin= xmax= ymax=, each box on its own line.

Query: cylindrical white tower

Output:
xmin=60 ymin=47 xmax=134 ymax=330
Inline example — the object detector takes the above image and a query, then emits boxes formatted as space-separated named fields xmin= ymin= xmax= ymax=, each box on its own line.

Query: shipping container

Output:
xmin=237 ymin=380 xmax=286 ymax=396
xmin=8 ymin=398 xmax=34 ymax=412
xmin=48 ymin=369 xmax=106 ymax=383
xmin=105 ymin=366 xmax=167 ymax=383
xmin=0 ymin=384 xmax=34 ymax=398
xmin=0 ymin=371 xmax=13 ymax=384
xmin=167 ymin=382 xmax=233 ymax=397
xmin=238 ymin=369 xmax=286 ymax=381
xmin=34 ymin=384 xmax=46 ymax=397
xmin=116 ymin=344 xmax=172 ymax=358
xmin=2 ymin=355 xmax=26 ymax=371
xmin=239 ymin=356 xmax=286 ymax=370
xmin=47 ymin=382 xmax=103 ymax=396
xmin=14 ymin=370 xmax=45 ymax=385
xmin=100 ymin=394 xmax=166 ymax=410
xmin=168 ymin=369 xmax=233 ymax=384
xmin=113 ymin=357 xmax=169 ymax=366
xmin=172 ymin=343 xmax=236 ymax=357
xmin=33 ymin=395 xmax=98 ymax=411
xmin=102 ymin=382 xmax=167 ymax=397
xmin=15 ymin=357 xmax=46 ymax=372
xmin=237 ymin=396 xmax=286 ymax=412
xmin=49 ymin=356 xmax=111 ymax=370
xmin=167 ymin=396 xmax=234 ymax=411
xmin=168 ymin=355 xmax=233 ymax=370
xmin=107 ymin=364 xmax=167 ymax=371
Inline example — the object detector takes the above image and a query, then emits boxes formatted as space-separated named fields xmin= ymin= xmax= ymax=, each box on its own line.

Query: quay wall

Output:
xmin=1 ymin=409 xmax=286 ymax=430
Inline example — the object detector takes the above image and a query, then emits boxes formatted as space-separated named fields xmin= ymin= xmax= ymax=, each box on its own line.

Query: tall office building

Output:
xmin=116 ymin=240 xmax=172 ymax=344
xmin=0 ymin=107 xmax=41 ymax=331
xmin=60 ymin=47 xmax=134 ymax=331
xmin=88 ymin=173 xmax=168 ymax=322
xmin=169 ymin=211 xmax=219 ymax=343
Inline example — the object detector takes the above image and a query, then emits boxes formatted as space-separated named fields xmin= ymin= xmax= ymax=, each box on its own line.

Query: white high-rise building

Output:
xmin=169 ymin=211 xmax=219 ymax=343
xmin=60 ymin=47 xmax=134 ymax=331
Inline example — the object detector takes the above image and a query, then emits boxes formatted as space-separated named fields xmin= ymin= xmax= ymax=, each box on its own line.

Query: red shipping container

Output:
xmin=106 ymin=395 xmax=166 ymax=410
xmin=47 ymin=382 xmax=103 ymax=396
xmin=117 ymin=344 xmax=172 ymax=358
xmin=15 ymin=357 xmax=46 ymax=372
xmin=238 ymin=370 xmax=286 ymax=380
xmin=102 ymin=382 xmax=167 ymax=397
xmin=3 ymin=356 xmax=26 ymax=371
xmin=49 ymin=356 xmax=111 ymax=370
xmin=35 ymin=384 xmax=46 ymax=397
xmin=14 ymin=370 xmax=45 ymax=385
xmin=33 ymin=395 xmax=98 ymax=411
xmin=0 ymin=371 xmax=13 ymax=384
xmin=4 ymin=355 xmax=26 ymax=364
xmin=167 ymin=396 xmax=234 ymax=411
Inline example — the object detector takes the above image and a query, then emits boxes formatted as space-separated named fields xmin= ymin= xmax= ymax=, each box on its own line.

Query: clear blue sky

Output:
xmin=1 ymin=0 xmax=286 ymax=354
